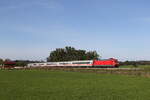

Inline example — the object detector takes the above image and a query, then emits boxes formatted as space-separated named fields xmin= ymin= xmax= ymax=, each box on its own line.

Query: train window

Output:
xmin=59 ymin=63 xmax=69 ymax=64
xmin=72 ymin=62 xmax=90 ymax=64
xmin=47 ymin=62 xmax=57 ymax=65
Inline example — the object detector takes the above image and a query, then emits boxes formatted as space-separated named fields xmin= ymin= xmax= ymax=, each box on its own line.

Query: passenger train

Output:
xmin=27 ymin=58 xmax=119 ymax=68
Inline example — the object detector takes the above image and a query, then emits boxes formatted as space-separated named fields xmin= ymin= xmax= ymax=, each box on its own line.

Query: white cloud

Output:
xmin=141 ymin=17 xmax=150 ymax=22
xmin=134 ymin=17 xmax=150 ymax=22
xmin=0 ymin=0 xmax=63 ymax=10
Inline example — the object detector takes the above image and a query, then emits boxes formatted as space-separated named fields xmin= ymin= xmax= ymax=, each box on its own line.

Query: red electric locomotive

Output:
xmin=93 ymin=58 xmax=119 ymax=68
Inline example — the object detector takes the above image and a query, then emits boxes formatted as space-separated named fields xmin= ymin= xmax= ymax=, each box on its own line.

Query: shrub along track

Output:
xmin=4 ymin=67 xmax=150 ymax=77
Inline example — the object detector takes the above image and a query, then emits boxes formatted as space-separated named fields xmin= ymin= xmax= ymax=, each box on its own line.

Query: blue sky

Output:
xmin=0 ymin=0 xmax=150 ymax=61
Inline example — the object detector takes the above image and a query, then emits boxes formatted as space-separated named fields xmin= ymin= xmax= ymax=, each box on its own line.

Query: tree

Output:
xmin=47 ymin=46 xmax=100 ymax=62
xmin=0 ymin=59 xmax=3 ymax=66
xmin=132 ymin=62 xmax=138 ymax=68
xmin=15 ymin=60 xmax=27 ymax=67
xmin=86 ymin=51 xmax=99 ymax=60
xmin=4 ymin=59 xmax=11 ymax=62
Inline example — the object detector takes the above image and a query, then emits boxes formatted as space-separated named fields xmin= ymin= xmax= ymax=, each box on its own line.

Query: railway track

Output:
xmin=12 ymin=66 xmax=144 ymax=71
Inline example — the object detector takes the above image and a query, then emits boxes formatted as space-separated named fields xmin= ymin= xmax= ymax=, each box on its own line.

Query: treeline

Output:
xmin=2 ymin=46 xmax=150 ymax=68
xmin=0 ymin=59 xmax=43 ymax=67
xmin=14 ymin=60 xmax=44 ymax=67
xmin=47 ymin=46 xmax=99 ymax=62
xmin=119 ymin=60 xmax=150 ymax=67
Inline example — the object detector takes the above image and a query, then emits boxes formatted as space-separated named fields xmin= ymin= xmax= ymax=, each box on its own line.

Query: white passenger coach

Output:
xmin=27 ymin=60 xmax=93 ymax=67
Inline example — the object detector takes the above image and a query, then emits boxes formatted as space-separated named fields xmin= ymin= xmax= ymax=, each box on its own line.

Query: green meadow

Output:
xmin=0 ymin=70 xmax=150 ymax=100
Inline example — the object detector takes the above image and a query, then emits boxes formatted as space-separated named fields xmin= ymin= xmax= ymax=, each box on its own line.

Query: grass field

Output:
xmin=0 ymin=70 xmax=150 ymax=100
